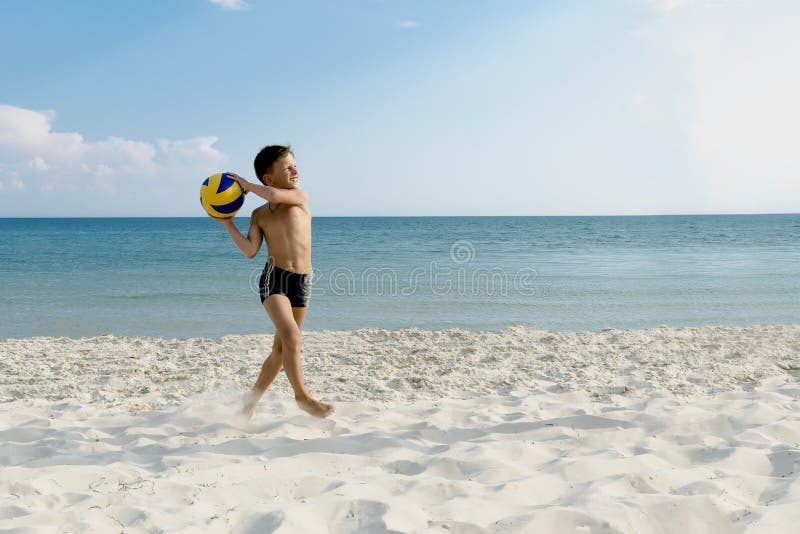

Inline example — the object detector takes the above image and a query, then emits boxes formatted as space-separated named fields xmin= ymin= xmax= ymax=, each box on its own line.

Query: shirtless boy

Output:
xmin=212 ymin=145 xmax=334 ymax=419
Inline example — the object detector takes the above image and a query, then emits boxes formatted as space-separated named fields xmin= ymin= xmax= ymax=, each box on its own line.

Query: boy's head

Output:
xmin=254 ymin=145 xmax=296 ymax=187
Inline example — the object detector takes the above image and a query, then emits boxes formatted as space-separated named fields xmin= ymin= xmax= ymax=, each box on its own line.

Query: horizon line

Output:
xmin=2 ymin=212 xmax=799 ymax=219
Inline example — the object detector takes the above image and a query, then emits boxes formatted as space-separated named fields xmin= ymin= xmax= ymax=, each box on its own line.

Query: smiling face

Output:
xmin=265 ymin=153 xmax=299 ymax=189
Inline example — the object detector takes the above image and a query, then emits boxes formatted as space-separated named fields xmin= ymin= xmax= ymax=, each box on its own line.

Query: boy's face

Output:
xmin=265 ymin=153 xmax=299 ymax=189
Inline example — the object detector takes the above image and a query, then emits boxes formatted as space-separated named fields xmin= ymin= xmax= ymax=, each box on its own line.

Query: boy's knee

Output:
xmin=281 ymin=330 xmax=302 ymax=351
xmin=264 ymin=353 xmax=282 ymax=368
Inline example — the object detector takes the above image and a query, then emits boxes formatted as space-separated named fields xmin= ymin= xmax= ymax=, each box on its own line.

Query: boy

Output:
xmin=212 ymin=145 xmax=334 ymax=419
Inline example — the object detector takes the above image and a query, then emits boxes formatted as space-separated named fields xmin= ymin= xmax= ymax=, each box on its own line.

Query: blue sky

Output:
xmin=1 ymin=0 xmax=798 ymax=216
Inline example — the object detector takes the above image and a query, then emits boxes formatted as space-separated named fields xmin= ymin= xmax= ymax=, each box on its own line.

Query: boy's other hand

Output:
xmin=208 ymin=213 xmax=234 ymax=224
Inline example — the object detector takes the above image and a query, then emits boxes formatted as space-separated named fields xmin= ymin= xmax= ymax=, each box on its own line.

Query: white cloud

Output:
xmin=156 ymin=137 xmax=224 ymax=168
xmin=209 ymin=0 xmax=249 ymax=10
xmin=0 ymin=105 xmax=86 ymax=163
xmin=398 ymin=20 xmax=419 ymax=29
xmin=0 ymin=104 xmax=225 ymax=210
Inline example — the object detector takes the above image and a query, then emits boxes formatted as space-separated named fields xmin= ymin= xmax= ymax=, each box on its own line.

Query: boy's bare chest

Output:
xmin=260 ymin=204 xmax=311 ymax=234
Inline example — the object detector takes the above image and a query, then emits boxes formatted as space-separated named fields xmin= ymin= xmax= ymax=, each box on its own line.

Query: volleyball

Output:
xmin=200 ymin=172 xmax=245 ymax=218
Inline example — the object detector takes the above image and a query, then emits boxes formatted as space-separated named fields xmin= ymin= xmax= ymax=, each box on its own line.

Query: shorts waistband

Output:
xmin=264 ymin=263 xmax=310 ymax=277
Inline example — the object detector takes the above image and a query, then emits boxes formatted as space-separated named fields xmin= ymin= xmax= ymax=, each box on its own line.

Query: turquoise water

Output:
xmin=0 ymin=215 xmax=798 ymax=338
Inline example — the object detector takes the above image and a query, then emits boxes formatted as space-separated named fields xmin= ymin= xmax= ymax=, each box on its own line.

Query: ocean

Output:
xmin=0 ymin=215 xmax=798 ymax=339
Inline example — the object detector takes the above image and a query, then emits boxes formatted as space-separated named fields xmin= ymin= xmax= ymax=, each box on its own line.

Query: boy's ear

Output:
xmin=261 ymin=173 xmax=272 ymax=186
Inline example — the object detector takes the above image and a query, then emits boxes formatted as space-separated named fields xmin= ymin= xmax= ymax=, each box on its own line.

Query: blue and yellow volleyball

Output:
xmin=200 ymin=173 xmax=245 ymax=218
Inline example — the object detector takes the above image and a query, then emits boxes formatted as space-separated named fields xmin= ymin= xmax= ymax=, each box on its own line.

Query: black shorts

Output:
xmin=258 ymin=263 xmax=311 ymax=307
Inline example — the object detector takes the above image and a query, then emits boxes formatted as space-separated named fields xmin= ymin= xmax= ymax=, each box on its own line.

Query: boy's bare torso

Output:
xmin=254 ymin=201 xmax=312 ymax=273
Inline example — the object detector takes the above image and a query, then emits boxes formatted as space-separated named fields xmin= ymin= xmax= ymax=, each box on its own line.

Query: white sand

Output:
xmin=1 ymin=325 xmax=799 ymax=533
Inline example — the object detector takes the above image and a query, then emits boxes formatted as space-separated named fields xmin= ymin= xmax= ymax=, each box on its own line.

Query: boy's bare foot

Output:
xmin=241 ymin=390 xmax=261 ymax=420
xmin=295 ymin=396 xmax=334 ymax=419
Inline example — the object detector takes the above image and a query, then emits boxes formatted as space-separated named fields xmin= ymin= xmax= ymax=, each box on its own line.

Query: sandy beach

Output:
xmin=1 ymin=325 xmax=799 ymax=533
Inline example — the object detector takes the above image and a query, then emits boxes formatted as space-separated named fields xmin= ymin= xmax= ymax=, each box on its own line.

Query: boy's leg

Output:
xmin=241 ymin=334 xmax=283 ymax=419
xmin=265 ymin=295 xmax=333 ymax=418
xmin=241 ymin=302 xmax=313 ymax=419
xmin=248 ymin=306 xmax=307 ymax=396
xmin=255 ymin=334 xmax=284 ymax=392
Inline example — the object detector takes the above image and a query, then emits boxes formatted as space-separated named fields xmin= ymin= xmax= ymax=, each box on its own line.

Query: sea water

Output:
xmin=0 ymin=215 xmax=798 ymax=338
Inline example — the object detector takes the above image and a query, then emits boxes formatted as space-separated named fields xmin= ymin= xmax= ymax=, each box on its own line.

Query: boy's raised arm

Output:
xmin=227 ymin=172 xmax=307 ymax=206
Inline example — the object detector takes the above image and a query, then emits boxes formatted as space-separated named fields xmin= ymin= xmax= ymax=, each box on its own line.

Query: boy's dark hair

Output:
xmin=254 ymin=145 xmax=294 ymax=184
